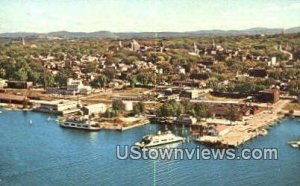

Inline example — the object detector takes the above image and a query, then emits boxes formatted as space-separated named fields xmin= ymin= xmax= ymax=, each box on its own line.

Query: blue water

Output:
xmin=0 ymin=109 xmax=300 ymax=186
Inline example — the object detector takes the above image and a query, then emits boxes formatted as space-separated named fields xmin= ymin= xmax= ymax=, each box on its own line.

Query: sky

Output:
xmin=0 ymin=0 xmax=300 ymax=33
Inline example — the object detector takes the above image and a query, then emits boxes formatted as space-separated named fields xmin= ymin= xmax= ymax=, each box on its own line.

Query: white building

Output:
xmin=67 ymin=78 xmax=92 ymax=95
xmin=122 ymin=101 xmax=133 ymax=111
xmin=268 ymin=57 xmax=278 ymax=66
xmin=37 ymin=100 xmax=79 ymax=113
xmin=82 ymin=103 xmax=107 ymax=115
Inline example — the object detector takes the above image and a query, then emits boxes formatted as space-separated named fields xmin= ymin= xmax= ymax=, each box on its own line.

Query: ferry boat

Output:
xmin=288 ymin=141 xmax=300 ymax=148
xmin=135 ymin=130 xmax=184 ymax=148
xmin=60 ymin=120 xmax=101 ymax=131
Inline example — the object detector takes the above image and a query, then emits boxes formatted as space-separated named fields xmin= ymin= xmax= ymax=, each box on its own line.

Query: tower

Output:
xmin=193 ymin=42 xmax=199 ymax=55
xmin=118 ymin=40 xmax=123 ymax=48
xmin=212 ymin=39 xmax=216 ymax=49
xmin=22 ymin=37 xmax=26 ymax=46
xmin=160 ymin=40 xmax=165 ymax=53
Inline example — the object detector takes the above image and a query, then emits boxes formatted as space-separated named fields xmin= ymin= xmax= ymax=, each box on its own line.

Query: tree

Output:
xmin=194 ymin=103 xmax=211 ymax=118
xmin=55 ymin=72 xmax=68 ymax=86
xmin=0 ymin=68 xmax=6 ymax=78
xmin=112 ymin=100 xmax=124 ymax=111
xmin=16 ymin=68 xmax=28 ymax=81
xmin=133 ymin=102 xmax=145 ymax=115
xmin=90 ymin=74 xmax=108 ymax=88
xmin=40 ymin=71 xmax=55 ymax=87
xmin=226 ymin=106 xmax=238 ymax=123
xmin=129 ymin=75 xmax=137 ymax=88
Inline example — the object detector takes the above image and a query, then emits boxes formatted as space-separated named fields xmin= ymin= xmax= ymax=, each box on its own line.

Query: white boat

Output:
xmin=135 ymin=130 xmax=184 ymax=148
xmin=60 ymin=120 xmax=101 ymax=131
xmin=289 ymin=141 xmax=300 ymax=148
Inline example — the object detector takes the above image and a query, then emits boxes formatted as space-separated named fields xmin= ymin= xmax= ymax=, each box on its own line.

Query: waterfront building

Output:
xmin=0 ymin=93 xmax=29 ymax=104
xmin=36 ymin=100 xmax=79 ymax=114
xmin=82 ymin=103 xmax=107 ymax=115
xmin=257 ymin=88 xmax=280 ymax=103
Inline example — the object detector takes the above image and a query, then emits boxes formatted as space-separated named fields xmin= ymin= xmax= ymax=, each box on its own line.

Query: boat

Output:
xmin=60 ymin=120 xmax=101 ymax=131
xmin=258 ymin=129 xmax=268 ymax=136
xmin=135 ymin=130 xmax=184 ymax=148
xmin=288 ymin=141 xmax=300 ymax=148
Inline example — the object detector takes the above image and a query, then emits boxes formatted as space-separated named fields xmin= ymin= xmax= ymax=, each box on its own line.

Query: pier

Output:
xmin=195 ymin=100 xmax=290 ymax=148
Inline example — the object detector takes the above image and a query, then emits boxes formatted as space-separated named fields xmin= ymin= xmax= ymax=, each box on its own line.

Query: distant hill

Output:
xmin=1 ymin=27 xmax=299 ymax=39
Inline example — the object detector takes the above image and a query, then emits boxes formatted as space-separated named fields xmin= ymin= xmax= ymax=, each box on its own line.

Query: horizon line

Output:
xmin=0 ymin=26 xmax=299 ymax=35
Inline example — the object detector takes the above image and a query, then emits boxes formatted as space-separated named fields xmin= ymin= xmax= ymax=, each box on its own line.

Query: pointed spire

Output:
xmin=22 ymin=37 xmax=26 ymax=46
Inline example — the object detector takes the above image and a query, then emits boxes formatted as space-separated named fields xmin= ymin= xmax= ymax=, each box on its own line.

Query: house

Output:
xmin=257 ymin=88 xmax=280 ymax=103
xmin=174 ymin=115 xmax=197 ymax=125
xmin=82 ymin=103 xmax=107 ymax=115
xmin=6 ymin=81 xmax=33 ymax=89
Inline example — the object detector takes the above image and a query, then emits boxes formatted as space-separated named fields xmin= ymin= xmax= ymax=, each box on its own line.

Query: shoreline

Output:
xmin=195 ymin=100 xmax=293 ymax=148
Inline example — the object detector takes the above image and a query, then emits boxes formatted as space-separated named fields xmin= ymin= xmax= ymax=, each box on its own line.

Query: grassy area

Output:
xmin=205 ymin=93 xmax=244 ymax=102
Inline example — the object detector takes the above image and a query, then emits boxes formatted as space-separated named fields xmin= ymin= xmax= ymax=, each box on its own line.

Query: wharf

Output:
xmin=195 ymin=100 xmax=290 ymax=148
xmin=100 ymin=117 xmax=150 ymax=131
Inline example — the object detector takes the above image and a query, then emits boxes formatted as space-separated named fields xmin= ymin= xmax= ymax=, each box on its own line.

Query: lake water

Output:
xmin=0 ymin=109 xmax=300 ymax=186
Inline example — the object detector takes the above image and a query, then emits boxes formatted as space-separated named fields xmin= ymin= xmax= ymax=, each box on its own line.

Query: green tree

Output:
xmin=112 ymin=100 xmax=124 ymax=111
xmin=0 ymin=68 xmax=6 ymax=78
xmin=90 ymin=74 xmax=108 ymax=88
xmin=133 ymin=102 xmax=145 ymax=115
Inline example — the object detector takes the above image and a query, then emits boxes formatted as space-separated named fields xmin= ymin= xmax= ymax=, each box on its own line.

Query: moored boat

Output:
xmin=60 ymin=120 xmax=101 ymax=131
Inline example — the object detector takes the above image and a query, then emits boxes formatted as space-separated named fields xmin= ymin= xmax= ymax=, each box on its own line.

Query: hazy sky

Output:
xmin=0 ymin=0 xmax=300 ymax=33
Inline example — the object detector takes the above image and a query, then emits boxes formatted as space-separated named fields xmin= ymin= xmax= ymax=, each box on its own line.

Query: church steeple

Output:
xmin=22 ymin=37 xmax=26 ymax=46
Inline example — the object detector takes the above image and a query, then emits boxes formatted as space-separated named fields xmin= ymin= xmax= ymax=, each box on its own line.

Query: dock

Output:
xmin=195 ymin=100 xmax=290 ymax=148
xmin=100 ymin=117 xmax=150 ymax=131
